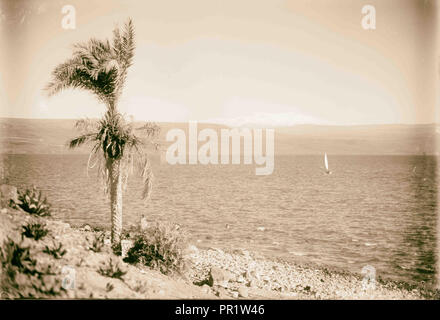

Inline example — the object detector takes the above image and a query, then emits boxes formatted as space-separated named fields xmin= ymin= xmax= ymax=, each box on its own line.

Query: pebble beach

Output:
xmin=186 ymin=246 xmax=440 ymax=299
xmin=1 ymin=198 xmax=438 ymax=300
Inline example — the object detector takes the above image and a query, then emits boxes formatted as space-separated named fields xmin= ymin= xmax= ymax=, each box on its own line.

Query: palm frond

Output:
xmin=121 ymin=19 xmax=135 ymax=70
xmin=85 ymin=141 xmax=105 ymax=177
xmin=45 ymin=19 xmax=157 ymax=206
xmin=91 ymin=146 xmax=109 ymax=191
xmin=69 ymin=133 xmax=97 ymax=149
xmin=45 ymin=55 xmax=118 ymax=105
xmin=137 ymin=153 xmax=154 ymax=202
xmin=112 ymin=19 xmax=135 ymax=99
xmin=74 ymin=118 xmax=100 ymax=133
xmin=44 ymin=20 xmax=135 ymax=107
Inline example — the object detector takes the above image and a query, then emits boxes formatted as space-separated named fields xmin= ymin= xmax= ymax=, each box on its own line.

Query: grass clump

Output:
xmin=124 ymin=222 xmax=188 ymax=275
xmin=13 ymin=186 xmax=51 ymax=217
xmin=0 ymin=238 xmax=65 ymax=298
xmin=88 ymin=232 xmax=105 ymax=253
xmin=106 ymin=282 xmax=114 ymax=292
xmin=112 ymin=242 xmax=122 ymax=256
xmin=43 ymin=242 xmax=67 ymax=259
xmin=98 ymin=258 xmax=127 ymax=280
xmin=21 ymin=223 xmax=49 ymax=241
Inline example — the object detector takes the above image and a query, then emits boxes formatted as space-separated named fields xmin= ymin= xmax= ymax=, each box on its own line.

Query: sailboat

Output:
xmin=324 ymin=152 xmax=332 ymax=174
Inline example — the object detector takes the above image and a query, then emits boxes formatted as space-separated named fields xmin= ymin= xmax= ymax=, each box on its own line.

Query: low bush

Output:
xmin=14 ymin=187 xmax=51 ymax=217
xmin=0 ymin=238 xmax=65 ymax=298
xmin=98 ymin=258 xmax=127 ymax=280
xmin=111 ymin=242 xmax=122 ymax=256
xmin=21 ymin=223 xmax=49 ymax=241
xmin=92 ymin=226 xmax=105 ymax=232
xmin=124 ymin=222 xmax=188 ymax=275
xmin=43 ymin=242 xmax=67 ymax=259
xmin=106 ymin=282 xmax=114 ymax=292
xmin=88 ymin=232 xmax=105 ymax=253
xmin=122 ymin=225 xmax=140 ymax=240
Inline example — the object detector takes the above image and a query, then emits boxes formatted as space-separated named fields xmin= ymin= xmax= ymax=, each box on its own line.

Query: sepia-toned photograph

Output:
xmin=0 ymin=0 xmax=439 ymax=305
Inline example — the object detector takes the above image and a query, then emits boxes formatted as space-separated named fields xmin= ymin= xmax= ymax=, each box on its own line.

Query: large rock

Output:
xmin=201 ymin=284 xmax=211 ymax=294
xmin=186 ymin=245 xmax=199 ymax=255
xmin=238 ymin=286 xmax=249 ymax=298
xmin=0 ymin=184 xmax=18 ymax=206
xmin=215 ymin=286 xmax=229 ymax=298
xmin=209 ymin=267 xmax=234 ymax=288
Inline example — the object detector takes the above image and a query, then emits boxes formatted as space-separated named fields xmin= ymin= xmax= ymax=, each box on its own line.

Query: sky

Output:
xmin=0 ymin=0 xmax=438 ymax=126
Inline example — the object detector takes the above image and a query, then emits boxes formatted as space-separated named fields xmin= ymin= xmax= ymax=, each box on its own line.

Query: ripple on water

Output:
xmin=4 ymin=154 xmax=438 ymax=286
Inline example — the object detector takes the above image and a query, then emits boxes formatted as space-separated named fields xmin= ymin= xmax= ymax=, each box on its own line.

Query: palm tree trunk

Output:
xmin=107 ymin=158 xmax=123 ymax=246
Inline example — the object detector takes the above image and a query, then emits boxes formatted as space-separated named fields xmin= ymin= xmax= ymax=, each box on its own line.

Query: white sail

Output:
xmin=324 ymin=153 xmax=329 ymax=172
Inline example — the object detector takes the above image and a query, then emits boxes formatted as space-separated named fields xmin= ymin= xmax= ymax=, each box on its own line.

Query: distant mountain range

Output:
xmin=0 ymin=117 xmax=438 ymax=155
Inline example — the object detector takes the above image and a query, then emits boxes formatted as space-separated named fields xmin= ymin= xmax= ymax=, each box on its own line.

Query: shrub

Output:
xmin=124 ymin=222 xmax=188 ymax=275
xmin=0 ymin=238 xmax=65 ymax=298
xmin=92 ymin=226 xmax=105 ymax=232
xmin=88 ymin=232 xmax=105 ymax=253
xmin=43 ymin=242 xmax=67 ymax=259
xmin=122 ymin=225 xmax=140 ymax=240
xmin=21 ymin=223 xmax=49 ymax=241
xmin=14 ymin=187 xmax=51 ymax=217
xmin=110 ymin=227 xmax=137 ymax=255
xmin=112 ymin=242 xmax=122 ymax=256
xmin=106 ymin=282 xmax=114 ymax=292
xmin=98 ymin=258 xmax=127 ymax=280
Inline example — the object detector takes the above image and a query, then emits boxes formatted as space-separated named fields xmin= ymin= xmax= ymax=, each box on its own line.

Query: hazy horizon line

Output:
xmin=1 ymin=116 xmax=438 ymax=128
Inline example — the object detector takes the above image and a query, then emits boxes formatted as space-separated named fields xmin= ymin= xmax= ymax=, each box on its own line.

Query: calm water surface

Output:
xmin=3 ymin=154 xmax=438 ymax=287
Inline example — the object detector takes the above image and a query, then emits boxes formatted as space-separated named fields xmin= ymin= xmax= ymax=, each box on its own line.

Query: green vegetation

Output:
xmin=124 ymin=222 xmax=187 ymax=275
xmin=43 ymin=242 xmax=67 ymax=259
xmin=111 ymin=242 xmax=122 ymax=256
xmin=98 ymin=258 xmax=127 ymax=280
xmin=21 ymin=223 xmax=49 ymax=241
xmin=106 ymin=282 xmax=114 ymax=292
xmin=88 ymin=232 xmax=105 ymax=253
xmin=45 ymin=18 xmax=159 ymax=247
xmin=14 ymin=187 xmax=51 ymax=217
xmin=0 ymin=238 xmax=65 ymax=298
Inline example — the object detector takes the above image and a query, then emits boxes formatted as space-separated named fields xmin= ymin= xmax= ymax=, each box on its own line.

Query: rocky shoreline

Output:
xmin=186 ymin=247 xmax=440 ymax=299
xmin=0 ymin=185 xmax=438 ymax=300
xmin=0 ymin=209 xmax=437 ymax=299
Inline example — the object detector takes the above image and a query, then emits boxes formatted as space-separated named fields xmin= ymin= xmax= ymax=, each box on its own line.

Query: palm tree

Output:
xmin=45 ymin=19 xmax=159 ymax=246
